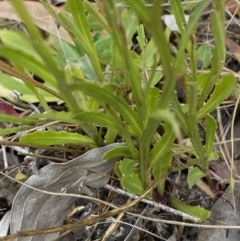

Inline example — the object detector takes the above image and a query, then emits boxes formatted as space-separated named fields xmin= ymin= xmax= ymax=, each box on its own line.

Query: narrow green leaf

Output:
xmin=152 ymin=152 xmax=173 ymax=194
xmin=187 ymin=167 xmax=207 ymax=188
xmin=68 ymin=0 xmax=94 ymax=49
xmin=197 ymin=5 xmax=226 ymax=108
xmin=102 ymin=1 xmax=143 ymax=112
xmin=11 ymin=0 xmax=61 ymax=77
xmin=149 ymin=70 xmax=163 ymax=87
xmin=205 ymin=114 xmax=217 ymax=156
xmin=141 ymin=39 xmax=161 ymax=68
xmin=136 ymin=24 xmax=146 ymax=51
xmin=145 ymin=87 xmax=159 ymax=121
xmin=170 ymin=0 xmax=188 ymax=35
xmin=68 ymin=82 xmax=143 ymax=137
xmin=77 ymin=54 xmax=98 ymax=81
xmin=198 ymin=74 xmax=236 ymax=120
xmin=105 ymin=127 xmax=118 ymax=145
xmin=175 ymin=0 xmax=212 ymax=72
xmin=170 ymin=92 xmax=189 ymax=136
xmin=0 ymin=113 xmax=41 ymax=125
xmin=197 ymin=73 xmax=211 ymax=93
xmin=122 ymin=9 xmax=139 ymax=46
xmin=103 ymin=146 xmax=134 ymax=161
xmin=64 ymin=0 xmax=104 ymax=81
xmin=150 ymin=123 xmax=176 ymax=168
xmin=74 ymin=112 xmax=119 ymax=130
xmin=169 ymin=195 xmax=210 ymax=222
xmin=114 ymin=162 xmax=122 ymax=178
xmin=60 ymin=12 xmax=105 ymax=82
xmin=151 ymin=109 xmax=181 ymax=138
xmin=84 ymin=1 xmax=110 ymax=32
xmin=24 ymin=82 xmax=50 ymax=112
xmin=30 ymin=112 xmax=79 ymax=124
xmin=121 ymin=173 xmax=144 ymax=195
xmin=20 ymin=131 xmax=97 ymax=147
xmin=187 ymin=82 xmax=207 ymax=172
xmin=0 ymin=126 xmax=31 ymax=136
xmin=128 ymin=0 xmax=182 ymax=189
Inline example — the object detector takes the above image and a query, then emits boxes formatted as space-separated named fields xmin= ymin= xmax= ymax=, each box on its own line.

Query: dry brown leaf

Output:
xmin=225 ymin=37 xmax=240 ymax=63
xmin=0 ymin=1 xmax=73 ymax=45
xmin=10 ymin=143 xmax=124 ymax=241
xmin=226 ymin=0 xmax=240 ymax=17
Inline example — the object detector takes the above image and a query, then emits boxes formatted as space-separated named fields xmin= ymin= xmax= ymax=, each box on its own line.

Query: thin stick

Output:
xmin=104 ymin=184 xmax=196 ymax=221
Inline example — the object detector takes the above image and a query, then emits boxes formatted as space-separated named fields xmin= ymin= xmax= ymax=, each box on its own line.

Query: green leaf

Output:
xmin=122 ymin=9 xmax=139 ymax=46
xmin=102 ymin=1 xmax=143 ymax=111
xmin=140 ymin=38 xmax=160 ymax=68
xmin=30 ymin=112 xmax=79 ymax=124
xmin=94 ymin=37 xmax=113 ymax=63
xmin=121 ymin=173 xmax=144 ymax=195
xmin=205 ymin=114 xmax=217 ymax=156
xmin=119 ymin=0 xmax=150 ymax=24
xmin=68 ymin=82 xmax=143 ymax=137
xmin=198 ymin=74 xmax=236 ymax=119
xmin=84 ymin=1 xmax=110 ymax=32
xmin=139 ymin=109 xmax=177 ymax=188
xmin=103 ymin=146 xmax=134 ymax=161
xmin=145 ymin=87 xmax=159 ymax=121
xmin=77 ymin=54 xmax=98 ymax=81
xmin=0 ymin=113 xmax=41 ymax=125
xmin=67 ymin=0 xmax=94 ymax=49
xmin=136 ymin=24 xmax=146 ymax=51
xmin=0 ymin=30 xmax=41 ymax=61
xmin=151 ymin=109 xmax=180 ymax=138
xmin=114 ymin=162 xmax=122 ymax=178
xmin=20 ymin=131 xmax=97 ymax=147
xmin=169 ymin=195 xmax=210 ymax=222
xmin=24 ymin=82 xmax=50 ymax=112
xmin=0 ymin=46 xmax=57 ymax=87
xmin=197 ymin=5 xmax=226 ymax=108
xmin=105 ymin=127 xmax=118 ymax=145
xmin=170 ymin=0 xmax=188 ymax=35
xmin=48 ymin=35 xmax=81 ymax=63
xmin=196 ymin=45 xmax=212 ymax=69
xmin=150 ymin=123 xmax=176 ymax=168
xmin=175 ymin=0 xmax=212 ymax=72
xmin=119 ymin=158 xmax=137 ymax=176
xmin=11 ymin=0 xmax=61 ymax=79
xmin=187 ymin=167 xmax=207 ymax=188
xmin=94 ymin=37 xmax=122 ymax=67
xmin=149 ymin=70 xmax=163 ymax=87
xmin=62 ymin=0 xmax=104 ymax=82
xmin=74 ymin=112 xmax=119 ymax=130
xmin=197 ymin=73 xmax=210 ymax=93
xmin=87 ymin=13 xmax=104 ymax=31
xmin=152 ymin=152 xmax=173 ymax=194
xmin=170 ymin=92 xmax=189 ymax=135
xmin=0 ymin=126 xmax=31 ymax=136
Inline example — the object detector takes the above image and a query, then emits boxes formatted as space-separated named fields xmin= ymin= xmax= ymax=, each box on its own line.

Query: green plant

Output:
xmin=0 ymin=0 xmax=236 ymax=222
